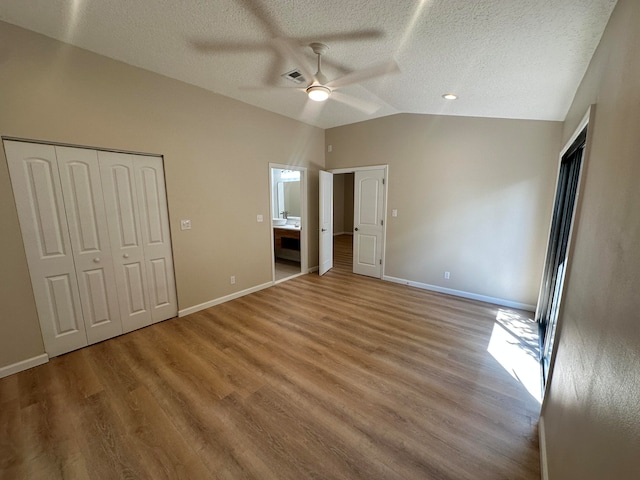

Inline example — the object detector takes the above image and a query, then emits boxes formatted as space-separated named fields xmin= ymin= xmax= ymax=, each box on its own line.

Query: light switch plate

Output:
xmin=257 ymin=214 xmax=264 ymax=223
xmin=391 ymin=209 xmax=398 ymax=217
xmin=180 ymin=219 xmax=191 ymax=230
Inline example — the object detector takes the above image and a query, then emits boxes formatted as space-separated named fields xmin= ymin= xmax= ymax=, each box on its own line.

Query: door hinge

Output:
xmin=379 ymin=259 xmax=382 ymax=265
xmin=382 ymin=178 xmax=385 ymax=185
xmin=380 ymin=219 xmax=384 ymax=226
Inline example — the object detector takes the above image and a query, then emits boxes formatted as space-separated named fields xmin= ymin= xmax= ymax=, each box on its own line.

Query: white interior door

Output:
xmin=4 ymin=141 xmax=88 ymax=356
xmin=319 ymin=170 xmax=333 ymax=276
xmin=99 ymin=151 xmax=152 ymax=333
xmin=353 ymin=169 xmax=384 ymax=278
xmin=134 ymin=155 xmax=178 ymax=322
xmin=56 ymin=146 xmax=123 ymax=344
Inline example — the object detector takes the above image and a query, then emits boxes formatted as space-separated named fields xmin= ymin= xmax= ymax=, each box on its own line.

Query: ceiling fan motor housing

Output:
xmin=309 ymin=42 xmax=329 ymax=55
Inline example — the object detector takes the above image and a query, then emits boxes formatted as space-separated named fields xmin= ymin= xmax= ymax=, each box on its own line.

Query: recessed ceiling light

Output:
xmin=442 ymin=93 xmax=458 ymax=100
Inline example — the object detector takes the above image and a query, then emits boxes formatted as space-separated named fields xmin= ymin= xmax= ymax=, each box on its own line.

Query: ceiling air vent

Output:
xmin=282 ymin=69 xmax=306 ymax=85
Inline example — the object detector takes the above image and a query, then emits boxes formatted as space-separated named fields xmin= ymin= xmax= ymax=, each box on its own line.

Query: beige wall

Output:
xmin=326 ymin=114 xmax=561 ymax=307
xmin=541 ymin=0 xmax=640 ymax=478
xmin=0 ymin=22 xmax=324 ymax=368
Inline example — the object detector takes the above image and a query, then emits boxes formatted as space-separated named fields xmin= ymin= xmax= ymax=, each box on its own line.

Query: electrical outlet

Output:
xmin=257 ymin=214 xmax=263 ymax=222
xmin=444 ymin=271 xmax=450 ymax=280
xmin=230 ymin=275 xmax=236 ymax=285
xmin=391 ymin=209 xmax=398 ymax=217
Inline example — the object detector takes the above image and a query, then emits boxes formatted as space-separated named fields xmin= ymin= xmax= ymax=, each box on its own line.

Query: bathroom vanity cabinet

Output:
xmin=274 ymin=227 xmax=301 ymax=261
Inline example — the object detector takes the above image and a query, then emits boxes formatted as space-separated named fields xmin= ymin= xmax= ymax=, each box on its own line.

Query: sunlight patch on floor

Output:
xmin=487 ymin=309 xmax=542 ymax=403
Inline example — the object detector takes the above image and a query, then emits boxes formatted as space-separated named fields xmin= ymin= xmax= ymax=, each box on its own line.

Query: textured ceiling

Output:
xmin=0 ymin=0 xmax=618 ymax=129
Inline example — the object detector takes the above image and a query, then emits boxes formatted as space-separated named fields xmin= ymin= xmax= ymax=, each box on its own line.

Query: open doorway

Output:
xmin=332 ymin=172 xmax=355 ymax=269
xmin=269 ymin=165 xmax=308 ymax=283
xmin=319 ymin=166 xmax=387 ymax=278
xmin=333 ymin=173 xmax=355 ymax=237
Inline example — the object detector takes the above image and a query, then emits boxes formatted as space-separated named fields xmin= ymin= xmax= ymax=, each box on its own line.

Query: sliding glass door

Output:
xmin=537 ymin=127 xmax=587 ymax=386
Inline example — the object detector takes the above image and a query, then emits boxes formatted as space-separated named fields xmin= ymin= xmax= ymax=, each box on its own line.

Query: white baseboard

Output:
xmin=383 ymin=275 xmax=536 ymax=311
xmin=0 ymin=353 xmax=49 ymax=379
xmin=178 ymin=281 xmax=273 ymax=317
xmin=308 ymin=265 xmax=319 ymax=273
xmin=539 ymin=416 xmax=549 ymax=480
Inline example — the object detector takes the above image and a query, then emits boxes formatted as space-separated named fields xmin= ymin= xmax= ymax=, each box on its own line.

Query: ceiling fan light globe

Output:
xmin=307 ymin=85 xmax=331 ymax=102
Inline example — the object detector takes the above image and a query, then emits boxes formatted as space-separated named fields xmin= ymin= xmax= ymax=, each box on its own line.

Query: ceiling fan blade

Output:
xmin=330 ymin=91 xmax=380 ymax=115
xmin=264 ymin=53 xmax=286 ymax=86
xmin=236 ymin=0 xmax=284 ymax=38
xmin=298 ymin=29 xmax=384 ymax=44
xmin=189 ymin=39 xmax=266 ymax=53
xmin=318 ymin=56 xmax=350 ymax=77
xmin=271 ymin=37 xmax=316 ymax=84
xmin=326 ymin=60 xmax=400 ymax=89
xmin=239 ymin=85 xmax=306 ymax=92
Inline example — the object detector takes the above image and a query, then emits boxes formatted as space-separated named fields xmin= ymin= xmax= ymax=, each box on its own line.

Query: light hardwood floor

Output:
xmin=0 ymin=235 xmax=541 ymax=480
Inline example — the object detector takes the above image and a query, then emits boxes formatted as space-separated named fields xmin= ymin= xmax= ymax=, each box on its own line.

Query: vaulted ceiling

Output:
xmin=0 ymin=0 xmax=618 ymax=128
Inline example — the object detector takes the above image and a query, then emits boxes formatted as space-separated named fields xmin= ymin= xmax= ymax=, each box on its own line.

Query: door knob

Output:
xmin=355 ymin=227 xmax=359 ymax=231
xmin=123 ymin=253 xmax=129 ymax=259
xmin=321 ymin=228 xmax=327 ymax=232
xmin=93 ymin=257 xmax=100 ymax=263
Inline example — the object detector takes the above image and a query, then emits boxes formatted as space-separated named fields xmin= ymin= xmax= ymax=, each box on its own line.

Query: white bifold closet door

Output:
xmin=99 ymin=151 xmax=177 ymax=331
xmin=5 ymin=140 xmax=177 ymax=356
xmin=5 ymin=142 xmax=89 ymax=356
xmin=56 ymin=146 xmax=123 ymax=344
xmin=133 ymin=155 xmax=178 ymax=323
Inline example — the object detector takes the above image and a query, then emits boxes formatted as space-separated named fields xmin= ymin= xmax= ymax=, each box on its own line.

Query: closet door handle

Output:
xmin=93 ymin=257 xmax=100 ymax=263
xmin=123 ymin=253 xmax=129 ymax=259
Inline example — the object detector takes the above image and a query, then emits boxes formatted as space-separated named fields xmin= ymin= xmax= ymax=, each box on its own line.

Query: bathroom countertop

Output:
xmin=273 ymin=224 xmax=301 ymax=231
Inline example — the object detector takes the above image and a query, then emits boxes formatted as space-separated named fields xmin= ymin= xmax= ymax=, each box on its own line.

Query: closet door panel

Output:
xmin=46 ymin=274 xmax=80 ymax=334
xmin=135 ymin=156 xmax=178 ymax=322
xmin=124 ymin=263 xmax=148 ymax=310
xmin=4 ymin=141 xmax=87 ymax=356
xmin=83 ymin=270 xmax=111 ymax=321
xmin=56 ymin=146 xmax=123 ymax=343
xmin=150 ymin=258 xmax=170 ymax=305
xmin=26 ymin=161 xmax=65 ymax=256
xmin=112 ymin=165 xmax=139 ymax=247
xmin=98 ymin=151 xmax=152 ymax=333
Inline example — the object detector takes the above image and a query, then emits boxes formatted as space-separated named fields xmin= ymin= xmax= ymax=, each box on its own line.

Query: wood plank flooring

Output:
xmin=0 ymin=235 xmax=541 ymax=480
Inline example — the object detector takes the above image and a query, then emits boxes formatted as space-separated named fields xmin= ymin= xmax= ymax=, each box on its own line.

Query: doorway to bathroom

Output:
xmin=269 ymin=164 xmax=308 ymax=283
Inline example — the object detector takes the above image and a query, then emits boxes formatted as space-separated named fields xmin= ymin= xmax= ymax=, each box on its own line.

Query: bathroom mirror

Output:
xmin=272 ymin=169 xmax=301 ymax=219
xmin=271 ymin=168 xmax=302 ymax=219
xmin=277 ymin=181 xmax=300 ymax=217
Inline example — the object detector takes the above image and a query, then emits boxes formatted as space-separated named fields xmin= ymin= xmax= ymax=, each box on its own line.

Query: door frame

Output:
xmin=536 ymin=106 xmax=594 ymax=400
xmin=269 ymin=163 xmax=308 ymax=283
xmin=328 ymin=165 xmax=388 ymax=278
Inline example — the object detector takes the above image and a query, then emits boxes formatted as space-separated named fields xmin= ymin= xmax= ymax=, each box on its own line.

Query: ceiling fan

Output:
xmin=189 ymin=0 xmax=397 ymax=112
xmin=270 ymin=38 xmax=400 ymax=112
xmin=190 ymin=0 xmax=384 ymax=88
